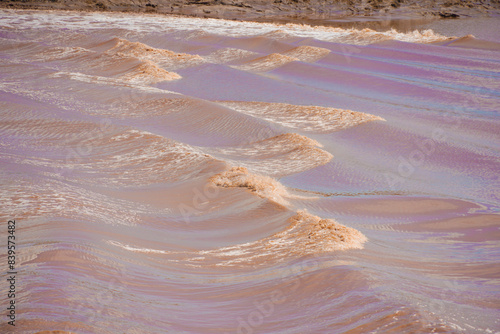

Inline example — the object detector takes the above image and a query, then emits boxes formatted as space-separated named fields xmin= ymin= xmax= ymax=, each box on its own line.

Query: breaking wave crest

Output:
xmin=208 ymin=133 xmax=333 ymax=177
xmin=118 ymin=59 xmax=182 ymax=84
xmin=188 ymin=210 xmax=367 ymax=267
xmin=101 ymin=37 xmax=206 ymax=69
xmin=110 ymin=210 xmax=367 ymax=267
xmin=209 ymin=166 xmax=291 ymax=206
xmin=32 ymin=37 xmax=186 ymax=84
xmin=282 ymin=45 xmax=331 ymax=62
xmin=217 ymin=101 xmax=385 ymax=132
xmin=206 ymin=47 xmax=259 ymax=64
xmin=235 ymin=53 xmax=299 ymax=72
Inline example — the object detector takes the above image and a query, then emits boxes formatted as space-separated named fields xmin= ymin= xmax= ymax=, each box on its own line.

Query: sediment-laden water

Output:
xmin=0 ymin=9 xmax=499 ymax=333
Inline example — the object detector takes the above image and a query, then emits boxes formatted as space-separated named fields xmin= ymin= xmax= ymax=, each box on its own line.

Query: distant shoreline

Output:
xmin=1 ymin=0 xmax=499 ymax=29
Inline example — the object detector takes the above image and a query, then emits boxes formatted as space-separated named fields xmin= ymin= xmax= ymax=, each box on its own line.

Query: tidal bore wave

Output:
xmin=1 ymin=8 xmax=499 ymax=334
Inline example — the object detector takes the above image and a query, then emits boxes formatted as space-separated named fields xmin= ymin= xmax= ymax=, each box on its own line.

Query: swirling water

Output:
xmin=0 ymin=9 xmax=499 ymax=334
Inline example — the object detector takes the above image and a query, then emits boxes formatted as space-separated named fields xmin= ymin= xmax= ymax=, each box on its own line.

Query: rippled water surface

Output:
xmin=0 ymin=9 xmax=499 ymax=334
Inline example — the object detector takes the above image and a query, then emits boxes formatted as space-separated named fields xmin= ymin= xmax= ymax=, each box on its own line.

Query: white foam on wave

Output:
xmin=186 ymin=210 xmax=367 ymax=267
xmin=32 ymin=46 xmax=93 ymax=61
xmin=208 ymin=133 xmax=333 ymax=177
xmin=282 ymin=45 xmax=331 ymax=62
xmin=217 ymin=101 xmax=385 ymax=133
xmin=2 ymin=116 xmax=218 ymax=187
xmin=235 ymin=53 xmax=299 ymax=72
xmin=106 ymin=210 xmax=367 ymax=267
xmin=50 ymin=71 xmax=181 ymax=92
xmin=209 ymin=166 xmax=291 ymax=206
xmin=103 ymin=37 xmax=206 ymax=70
xmin=0 ymin=9 xmax=453 ymax=46
xmin=108 ymin=240 xmax=170 ymax=254
xmin=0 ymin=176 xmax=156 ymax=226
xmin=205 ymin=47 xmax=259 ymax=64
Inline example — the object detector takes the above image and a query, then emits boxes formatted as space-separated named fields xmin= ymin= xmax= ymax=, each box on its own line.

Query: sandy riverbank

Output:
xmin=1 ymin=0 xmax=499 ymax=24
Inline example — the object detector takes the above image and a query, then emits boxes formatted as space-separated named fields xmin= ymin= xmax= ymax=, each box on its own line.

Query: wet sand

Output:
xmin=2 ymin=0 xmax=500 ymax=22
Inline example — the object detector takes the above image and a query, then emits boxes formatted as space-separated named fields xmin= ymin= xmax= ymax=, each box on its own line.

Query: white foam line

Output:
xmin=50 ymin=71 xmax=182 ymax=94
xmin=108 ymin=240 xmax=171 ymax=254
xmin=1 ymin=9 xmax=452 ymax=45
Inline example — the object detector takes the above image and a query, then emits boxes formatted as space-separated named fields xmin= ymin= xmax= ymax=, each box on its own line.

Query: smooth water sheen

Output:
xmin=0 ymin=9 xmax=499 ymax=334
